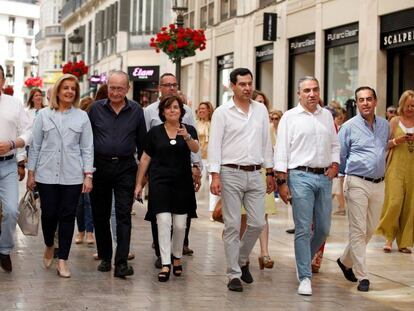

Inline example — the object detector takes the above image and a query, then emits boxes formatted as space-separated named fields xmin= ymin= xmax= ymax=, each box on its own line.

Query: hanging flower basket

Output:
xmin=24 ymin=76 xmax=43 ymax=88
xmin=149 ymin=24 xmax=206 ymax=63
xmin=62 ymin=60 xmax=89 ymax=79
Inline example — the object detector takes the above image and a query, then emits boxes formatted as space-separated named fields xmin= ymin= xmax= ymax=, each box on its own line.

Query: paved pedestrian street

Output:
xmin=0 ymin=183 xmax=413 ymax=311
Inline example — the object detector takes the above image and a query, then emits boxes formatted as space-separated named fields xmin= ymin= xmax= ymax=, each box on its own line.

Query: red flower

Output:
xmin=62 ymin=60 xmax=88 ymax=78
xmin=24 ymin=76 xmax=43 ymax=88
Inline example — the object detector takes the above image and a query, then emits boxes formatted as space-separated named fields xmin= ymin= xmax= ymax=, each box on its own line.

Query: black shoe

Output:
xmin=158 ymin=265 xmax=171 ymax=282
xmin=240 ymin=263 xmax=253 ymax=284
xmin=114 ymin=263 xmax=134 ymax=278
xmin=172 ymin=256 xmax=183 ymax=277
xmin=337 ymin=258 xmax=357 ymax=282
xmin=227 ymin=278 xmax=243 ymax=292
xmin=0 ymin=253 xmax=12 ymax=272
xmin=357 ymin=279 xmax=370 ymax=292
xmin=154 ymin=257 xmax=162 ymax=269
xmin=286 ymin=228 xmax=295 ymax=234
xmin=53 ymin=248 xmax=59 ymax=259
xmin=183 ymin=245 xmax=194 ymax=256
xmin=97 ymin=259 xmax=112 ymax=272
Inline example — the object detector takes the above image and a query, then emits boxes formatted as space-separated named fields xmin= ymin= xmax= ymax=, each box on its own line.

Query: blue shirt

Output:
xmin=28 ymin=107 xmax=94 ymax=185
xmin=339 ymin=114 xmax=389 ymax=179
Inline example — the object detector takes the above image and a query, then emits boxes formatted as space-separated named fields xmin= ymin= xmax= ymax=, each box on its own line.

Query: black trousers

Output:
xmin=36 ymin=183 xmax=82 ymax=260
xmin=90 ymin=156 xmax=137 ymax=266
xmin=151 ymin=215 xmax=192 ymax=257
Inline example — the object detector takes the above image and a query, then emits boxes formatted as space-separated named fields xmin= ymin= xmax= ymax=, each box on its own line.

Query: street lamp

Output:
xmin=68 ymin=28 xmax=83 ymax=62
xmin=172 ymin=0 xmax=188 ymax=86
xmin=6 ymin=69 xmax=13 ymax=84
xmin=30 ymin=56 xmax=38 ymax=77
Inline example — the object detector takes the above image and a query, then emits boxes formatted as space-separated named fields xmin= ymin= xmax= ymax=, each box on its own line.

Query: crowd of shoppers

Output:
xmin=0 ymin=65 xmax=413 ymax=297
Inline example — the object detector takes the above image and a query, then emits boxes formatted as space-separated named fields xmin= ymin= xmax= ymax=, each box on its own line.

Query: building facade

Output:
xmin=60 ymin=0 xmax=174 ymax=102
xmin=35 ymin=0 xmax=65 ymax=90
xmin=0 ymin=0 xmax=39 ymax=102
xmin=180 ymin=0 xmax=414 ymax=116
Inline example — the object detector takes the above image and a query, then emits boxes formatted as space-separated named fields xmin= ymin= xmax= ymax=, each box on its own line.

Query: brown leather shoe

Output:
xmin=183 ymin=245 xmax=194 ymax=256
xmin=0 ymin=253 xmax=12 ymax=272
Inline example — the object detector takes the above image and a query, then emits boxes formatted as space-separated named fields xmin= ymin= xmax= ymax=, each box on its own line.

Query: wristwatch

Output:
xmin=276 ymin=178 xmax=286 ymax=186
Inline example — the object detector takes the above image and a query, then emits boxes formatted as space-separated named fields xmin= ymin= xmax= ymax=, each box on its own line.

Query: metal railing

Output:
xmin=61 ymin=0 xmax=88 ymax=20
xmin=35 ymin=26 xmax=65 ymax=43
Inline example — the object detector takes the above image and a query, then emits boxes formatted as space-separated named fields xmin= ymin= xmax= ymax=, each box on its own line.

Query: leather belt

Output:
xmin=353 ymin=175 xmax=385 ymax=183
xmin=95 ymin=154 xmax=134 ymax=162
xmin=0 ymin=154 xmax=14 ymax=161
xmin=222 ymin=164 xmax=261 ymax=172
xmin=294 ymin=166 xmax=328 ymax=175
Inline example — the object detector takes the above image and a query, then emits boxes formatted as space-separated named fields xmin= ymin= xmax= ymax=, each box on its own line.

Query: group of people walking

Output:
xmin=0 ymin=64 xmax=413 ymax=296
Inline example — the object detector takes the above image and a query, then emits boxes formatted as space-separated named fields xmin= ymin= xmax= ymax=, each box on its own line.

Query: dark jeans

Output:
xmin=151 ymin=215 xmax=192 ymax=257
xmin=76 ymin=193 xmax=94 ymax=232
xmin=90 ymin=156 xmax=137 ymax=266
xmin=36 ymin=183 xmax=82 ymax=260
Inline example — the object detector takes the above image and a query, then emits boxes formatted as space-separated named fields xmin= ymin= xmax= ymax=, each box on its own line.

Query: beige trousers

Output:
xmin=340 ymin=175 xmax=385 ymax=280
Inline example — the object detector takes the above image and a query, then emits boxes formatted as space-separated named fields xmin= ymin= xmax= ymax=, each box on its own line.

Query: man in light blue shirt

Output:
xmin=337 ymin=86 xmax=389 ymax=293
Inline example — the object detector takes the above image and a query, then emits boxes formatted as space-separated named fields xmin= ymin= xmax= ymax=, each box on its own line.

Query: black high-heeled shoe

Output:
xmin=158 ymin=265 xmax=170 ymax=282
xmin=172 ymin=256 xmax=182 ymax=277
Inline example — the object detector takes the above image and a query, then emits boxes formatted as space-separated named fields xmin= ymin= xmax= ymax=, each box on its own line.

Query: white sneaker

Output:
xmin=297 ymin=278 xmax=312 ymax=296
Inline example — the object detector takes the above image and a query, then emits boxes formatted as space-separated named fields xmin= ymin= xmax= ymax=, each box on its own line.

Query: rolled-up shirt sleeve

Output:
xmin=330 ymin=120 xmax=340 ymax=164
xmin=207 ymin=109 xmax=224 ymax=173
xmin=273 ymin=114 xmax=289 ymax=173
xmin=27 ymin=113 xmax=43 ymax=171
xmin=262 ymin=115 xmax=274 ymax=169
xmin=17 ymin=102 xmax=32 ymax=146
xmin=80 ymin=113 xmax=94 ymax=173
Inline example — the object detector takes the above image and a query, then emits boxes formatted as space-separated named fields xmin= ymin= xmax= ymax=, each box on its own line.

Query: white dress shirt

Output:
xmin=274 ymin=103 xmax=340 ymax=173
xmin=208 ymin=98 xmax=274 ymax=173
xmin=0 ymin=94 xmax=31 ymax=158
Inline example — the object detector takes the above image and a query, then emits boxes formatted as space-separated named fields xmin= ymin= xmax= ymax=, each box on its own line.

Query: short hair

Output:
xmin=160 ymin=73 xmax=176 ymax=83
xmin=252 ymin=90 xmax=270 ymax=111
xmin=355 ymin=86 xmax=377 ymax=101
xmin=398 ymin=90 xmax=414 ymax=116
xmin=229 ymin=68 xmax=253 ymax=85
xmin=197 ymin=101 xmax=214 ymax=121
xmin=158 ymin=95 xmax=185 ymax=123
xmin=26 ymin=87 xmax=44 ymax=109
xmin=95 ymin=84 xmax=108 ymax=101
xmin=297 ymin=76 xmax=319 ymax=92
xmin=49 ymin=74 xmax=80 ymax=110
xmin=80 ymin=96 xmax=94 ymax=112
xmin=108 ymin=70 xmax=129 ymax=87
xmin=0 ymin=65 xmax=4 ymax=80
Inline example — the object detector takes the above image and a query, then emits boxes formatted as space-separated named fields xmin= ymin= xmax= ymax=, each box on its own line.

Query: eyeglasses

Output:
xmin=109 ymin=86 xmax=127 ymax=93
xmin=160 ymin=83 xmax=179 ymax=88
xmin=270 ymin=117 xmax=279 ymax=121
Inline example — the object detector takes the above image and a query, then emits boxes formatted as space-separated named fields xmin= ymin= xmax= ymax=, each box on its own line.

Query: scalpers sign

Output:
xmin=382 ymin=29 xmax=414 ymax=49
xmin=127 ymin=66 xmax=159 ymax=82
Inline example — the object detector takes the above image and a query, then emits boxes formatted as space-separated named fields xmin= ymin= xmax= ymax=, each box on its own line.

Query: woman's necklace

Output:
xmin=164 ymin=123 xmax=178 ymax=145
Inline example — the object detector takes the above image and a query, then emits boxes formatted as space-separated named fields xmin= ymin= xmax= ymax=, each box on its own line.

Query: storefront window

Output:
xmin=198 ymin=60 xmax=211 ymax=103
xmin=217 ymin=54 xmax=234 ymax=106
xmin=290 ymin=52 xmax=315 ymax=107
xmin=181 ymin=65 xmax=194 ymax=107
xmin=326 ymin=43 xmax=358 ymax=107
xmin=256 ymin=44 xmax=274 ymax=106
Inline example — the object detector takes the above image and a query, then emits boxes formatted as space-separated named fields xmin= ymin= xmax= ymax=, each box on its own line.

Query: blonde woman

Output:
xmin=377 ymin=90 xmax=414 ymax=253
xmin=27 ymin=74 xmax=94 ymax=277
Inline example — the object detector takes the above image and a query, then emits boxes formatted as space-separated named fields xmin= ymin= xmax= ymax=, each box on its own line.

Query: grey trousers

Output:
xmin=220 ymin=166 xmax=266 ymax=280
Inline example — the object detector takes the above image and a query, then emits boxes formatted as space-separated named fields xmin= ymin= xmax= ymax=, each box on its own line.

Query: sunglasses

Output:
xmin=270 ymin=117 xmax=280 ymax=121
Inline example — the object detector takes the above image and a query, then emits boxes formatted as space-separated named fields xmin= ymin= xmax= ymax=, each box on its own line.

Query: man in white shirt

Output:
xmin=143 ymin=73 xmax=202 ymax=267
xmin=0 ymin=65 xmax=32 ymax=272
xmin=208 ymin=68 xmax=275 ymax=292
xmin=274 ymin=76 xmax=340 ymax=296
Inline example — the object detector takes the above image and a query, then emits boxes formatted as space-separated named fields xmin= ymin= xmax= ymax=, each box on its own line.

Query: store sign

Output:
xmin=263 ymin=13 xmax=277 ymax=41
xmin=127 ymin=66 xmax=159 ymax=82
xmin=289 ymin=33 xmax=315 ymax=55
xmin=381 ymin=28 xmax=414 ymax=49
xmin=256 ymin=44 xmax=273 ymax=62
xmin=325 ymin=23 xmax=358 ymax=48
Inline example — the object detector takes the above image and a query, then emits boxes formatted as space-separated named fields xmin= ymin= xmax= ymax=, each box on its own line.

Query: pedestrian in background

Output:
xmin=27 ymin=74 xmax=94 ymax=278
xmin=377 ymin=90 xmax=414 ymax=254
xmin=337 ymin=86 xmax=389 ymax=292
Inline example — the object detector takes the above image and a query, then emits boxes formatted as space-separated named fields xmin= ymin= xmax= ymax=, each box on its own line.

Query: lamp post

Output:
xmin=68 ymin=28 xmax=83 ymax=62
xmin=30 ymin=56 xmax=38 ymax=77
xmin=172 ymin=0 xmax=188 ymax=86
xmin=6 ymin=69 xmax=13 ymax=85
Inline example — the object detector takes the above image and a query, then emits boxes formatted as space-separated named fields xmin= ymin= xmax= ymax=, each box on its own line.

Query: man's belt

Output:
xmin=353 ymin=175 xmax=385 ymax=183
xmin=294 ymin=166 xmax=328 ymax=175
xmin=222 ymin=164 xmax=261 ymax=172
xmin=95 ymin=154 xmax=134 ymax=162
xmin=0 ymin=154 xmax=14 ymax=162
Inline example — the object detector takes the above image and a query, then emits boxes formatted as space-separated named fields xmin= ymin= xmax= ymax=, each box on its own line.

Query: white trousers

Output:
xmin=156 ymin=212 xmax=187 ymax=265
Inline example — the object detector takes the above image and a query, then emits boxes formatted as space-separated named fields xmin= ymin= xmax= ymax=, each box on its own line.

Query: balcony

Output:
xmin=35 ymin=26 xmax=65 ymax=44
xmin=61 ymin=0 xmax=88 ymax=21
